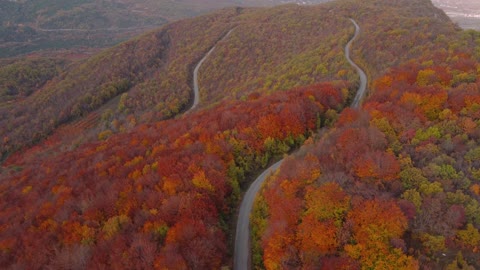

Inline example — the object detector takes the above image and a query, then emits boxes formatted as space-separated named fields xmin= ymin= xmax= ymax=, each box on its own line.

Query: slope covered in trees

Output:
xmin=198 ymin=4 xmax=356 ymax=103
xmin=0 ymin=57 xmax=67 ymax=104
xmin=0 ymin=8 xmax=240 ymax=161
xmin=4 ymin=0 xmax=453 ymax=163
xmin=1 ymin=4 xmax=361 ymax=163
xmin=252 ymin=0 xmax=480 ymax=268
xmin=0 ymin=83 xmax=348 ymax=268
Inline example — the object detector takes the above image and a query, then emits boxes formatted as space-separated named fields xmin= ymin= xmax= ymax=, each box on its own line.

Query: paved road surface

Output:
xmin=346 ymin=19 xmax=367 ymax=108
xmin=189 ymin=29 xmax=235 ymax=112
xmin=233 ymin=18 xmax=367 ymax=270
xmin=233 ymin=160 xmax=283 ymax=270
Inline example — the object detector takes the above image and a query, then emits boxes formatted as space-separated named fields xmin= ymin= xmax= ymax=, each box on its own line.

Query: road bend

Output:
xmin=188 ymin=28 xmax=235 ymax=112
xmin=233 ymin=18 xmax=367 ymax=270
xmin=346 ymin=19 xmax=367 ymax=108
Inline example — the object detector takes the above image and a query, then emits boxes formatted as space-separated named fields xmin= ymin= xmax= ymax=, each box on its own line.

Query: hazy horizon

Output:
xmin=432 ymin=0 xmax=480 ymax=29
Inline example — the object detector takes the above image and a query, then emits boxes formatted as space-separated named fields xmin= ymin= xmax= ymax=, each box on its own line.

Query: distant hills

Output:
xmin=432 ymin=0 xmax=480 ymax=30
xmin=1 ymin=0 xmax=474 ymax=57
xmin=0 ymin=0 xmax=332 ymax=57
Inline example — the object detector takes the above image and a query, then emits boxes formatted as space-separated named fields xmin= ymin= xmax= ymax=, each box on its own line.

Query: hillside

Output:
xmin=1 ymin=0 xmax=480 ymax=269
xmin=252 ymin=0 xmax=480 ymax=269
xmin=0 ymin=4 xmax=361 ymax=163
xmin=0 ymin=4 xmax=356 ymax=267
xmin=0 ymin=8 xmax=240 ymax=162
xmin=0 ymin=0 xmax=457 ymax=162
xmin=0 ymin=82 xmax=347 ymax=268
xmin=0 ymin=57 xmax=67 ymax=103
xmin=3 ymin=0 xmax=456 ymax=163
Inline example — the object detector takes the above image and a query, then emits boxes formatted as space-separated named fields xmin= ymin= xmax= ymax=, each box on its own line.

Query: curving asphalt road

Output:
xmin=346 ymin=19 xmax=367 ymax=108
xmin=233 ymin=19 xmax=367 ymax=270
xmin=188 ymin=28 xmax=235 ymax=112
xmin=234 ymin=160 xmax=283 ymax=270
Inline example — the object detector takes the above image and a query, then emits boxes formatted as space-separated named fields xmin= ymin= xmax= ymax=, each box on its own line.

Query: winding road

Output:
xmin=346 ymin=19 xmax=367 ymax=108
xmin=233 ymin=160 xmax=284 ymax=270
xmin=233 ymin=19 xmax=366 ymax=270
xmin=188 ymin=28 xmax=235 ymax=112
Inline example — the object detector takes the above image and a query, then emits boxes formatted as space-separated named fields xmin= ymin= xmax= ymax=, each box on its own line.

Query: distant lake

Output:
xmin=432 ymin=0 xmax=480 ymax=30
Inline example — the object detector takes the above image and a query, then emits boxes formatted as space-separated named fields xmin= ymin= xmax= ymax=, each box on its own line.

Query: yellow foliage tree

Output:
xmin=192 ymin=170 xmax=215 ymax=192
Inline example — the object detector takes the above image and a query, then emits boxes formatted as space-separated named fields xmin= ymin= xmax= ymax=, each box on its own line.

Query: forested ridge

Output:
xmin=0 ymin=4 xmax=359 ymax=163
xmin=1 ymin=0 xmax=479 ymax=269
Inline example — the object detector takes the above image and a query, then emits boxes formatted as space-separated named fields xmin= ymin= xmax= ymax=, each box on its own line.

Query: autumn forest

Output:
xmin=1 ymin=0 xmax=480 ymax=269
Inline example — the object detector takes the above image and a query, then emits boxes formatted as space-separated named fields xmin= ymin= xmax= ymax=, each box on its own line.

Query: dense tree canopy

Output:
xmin=0 ymin=83 xmax=347 ymax=268
xmin=1 ymin=0 xmax=480 ymax=269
